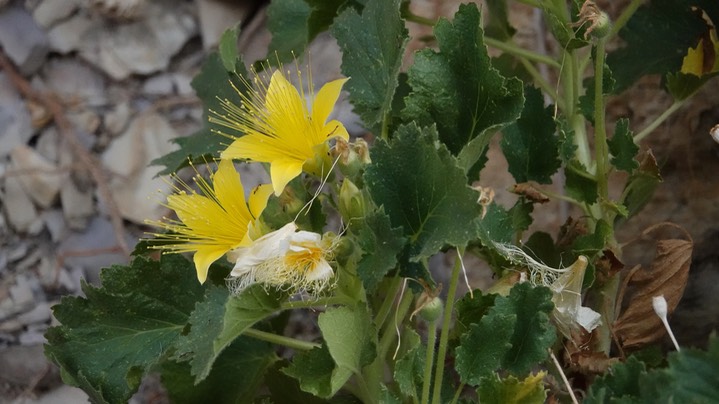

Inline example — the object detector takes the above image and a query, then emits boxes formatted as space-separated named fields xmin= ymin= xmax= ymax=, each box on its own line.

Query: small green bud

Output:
xmin=333 ymin=138 xmax=371 ymax=180
xmin=418 ymin=296 xmax=443 ymax=322
xmin=339 ymin=179 xmax=367 ymax=222
xmin=588 ymin=11 xmax=611 ymax=39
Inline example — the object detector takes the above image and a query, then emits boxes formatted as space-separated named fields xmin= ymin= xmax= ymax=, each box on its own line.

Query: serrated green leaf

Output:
xmin=267 ymin=0 xmax=357 ymax=64
xmin=621 ymin=151 xmax=662 ymax=218
xmin=572 ymin=219 xmax=611 ymax=257
xmin=557 ymin=120 xmax=578 ymax=163
xmin=159 ymin=337 xmax=276 ymax=404
xmin=497 ymin=283 xmax=555 ymax=375
xmin=454 ymin=290 xmax=497 ymax=338
xmin=477 ymin=372 xmax=547 ymax=404
xmin=501 ymin=87 xmax=560 ymax=184
xmin=264 ymin=361 xmax=332 ymax=404
xmin=354 ymin=209 xmax=406 ymax=292
xmin=152 ymin=53 xmax=249 ymax=175
xmin=364 ymin=124 xmax=481 ymax=267
xmin=539 ymin=1 xmax=588 ymax=50
xmin=476 ymin=203 xmax=514 ymax=246
xmin=607 ymin=0 xmax=710 ymax=92
xmin=485 ymin=0 xmax=516 ymax=41
xmin=565 ymin=159 xmax=598 ymax=204
xmin=402 ymin=3 xmax=524 ymax=172
xmin=45 ymin=255 xmax=205 ymax=403
xmin=585 ymin=356 xmax=646 ymax=403
xmin=393 ymin=329 xmax=424 ymax=399
xmin=456 ymin=312 xmax=515 ymax=386
xmin=508 ymin=199 xmax=534 ymax=234
xmin=607 ymin=118 xmax=639 ymax=173
xmin=331 ymin=0 xmax=408 ymax=132
xmin=666 ymin=71 xmax=718 ymax=101
xmin=318 ymin=305 xmax=377 ymax=375
xmin=283 ymin=344 xmax=353 ymax=398
xmin=171 ymin=284 xmax=286 ymax=382
xmin=523 ymin=231 xmax=561 ymax=268
xmin=219 ymin=25 xmax=240 ymax=73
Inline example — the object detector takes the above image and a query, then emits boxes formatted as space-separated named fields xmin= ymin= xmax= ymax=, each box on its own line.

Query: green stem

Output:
xmin=421 ymin=319 xmax=438 ymax=404
xmin=519 ymin=57 xmax=559 ymax=101
xmin=243 ymin=328 xmax=320 ymax=351
xmin=378 ymin=286 xmax=414 ymax=359
xmin=430 ymin=250 xmax=464 ymax=404
xmin=402 ymin=10 xmax=437 ymax=26
xmin=450 ymin=382 xmax=466 ymax=404
xmin=610 ymin=0 xmax=644 ymax=38
xmin=593 ymin=40 xmax=609 ymax=206
xmin=633 ymin=100 xmax=686 ymax=142
xmin=355 ymin=373 xmax=377 ymax=404
xmin=374 ymin=277 xmax=403 ymax=329
xmin=596 ymin=273 xmax=620 ymax=355
xmin=484 ymin=37 xmax=561 ymax=68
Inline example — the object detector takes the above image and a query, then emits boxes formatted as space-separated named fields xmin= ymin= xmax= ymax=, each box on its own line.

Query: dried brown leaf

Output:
xmin=510 ymin=183 xmax=550 ymax=203
xmin=613 ymin=237 xmax=693 ymax=350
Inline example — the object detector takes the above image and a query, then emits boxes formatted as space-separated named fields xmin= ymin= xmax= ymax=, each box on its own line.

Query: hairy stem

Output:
xmin=593 ymin=39 xmax=609 ymax=205
xmin=421 ymin=319 xmax=438 ymax=404
xmin=485 ymin=37 xmax=561 ymax=68
xmin=610 ymin=0 xmax=644 ymax=37
xmin=634 ymin=100 xmax=686 ymax=142
xmin=430 ymin=250 xmax=463 ymax=404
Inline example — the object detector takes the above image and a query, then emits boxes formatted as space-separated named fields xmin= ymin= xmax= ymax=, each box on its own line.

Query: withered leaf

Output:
xmin=614 ymin=238 xmax=693 ymax=350
xmin=510 ymin=183 xmax=550 ymax=203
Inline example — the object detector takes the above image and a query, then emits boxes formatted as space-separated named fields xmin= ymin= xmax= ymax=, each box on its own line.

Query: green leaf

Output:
xmin=621 ymin=151 xmax=662 ymax=218
xmin=539 ymin=1 xmax=588 ymax=50
xmin=159 ymin=337 xmax=276 ymax=404
xmin=572 ymin=219 xmax=611 ymax=257
xmin=666 ymin=71 xmax=718 ymax=101
xmin=477 ymin=372 xmax=547 ymax=404
xmin=501 ymin=87 xmax=560 ymax=184
xmin=607 ymin=118 xmax=639 ymax=173
xmin=264 ymin=361 xmax=334 ymax=404
xmin=152 ymin=53 xmax=248 ymax=175
xmin=484 ymin=0 xmax=516 ymax=41
xmin=402 ymin=3 xmax=524 ymax=171
xmin=45 ymin=255 xmax=205 ymax=403
xmin=283 ymin=344 xmax=353 ymax=398
xmin=454 ymin=290 xmax=498 ymax=338
xmin=354 ymin=209 xmax=407 ymax=292
xmin=476 ymin=203 xmax=514 ymax=245
xmin=393 ymin=329 xmax=424 ymax=399
xmin=318 ymin=305 xmax=377 ymax=375
xmin=172 ymin=284 xmax=286 ymax=382
xmin=565 ymin=159 xmax=598 ymax=204
xmin=579 ymin=61 xmax=616 ymax=125
xmin=219 ymin=25 xmax=240 ymax=73
xmin=267 ymin=0 xmax=358 ymax=64
xmin=455 ymin=312 xmax=514 ymax=386
xmin=364 ymin=124 xmax=481 ymax=266
xmin=585 ymin=356 xmax=646 ymax=403
xmin=607 ymin=0 xmax=710 ymax=91
xmin=508 ymin=199 xmax=534 ymax=234
xmin=497 ymin=283 xmax=555 ymax=375
xmin=331 ymin=0 xmax=408 ymax=132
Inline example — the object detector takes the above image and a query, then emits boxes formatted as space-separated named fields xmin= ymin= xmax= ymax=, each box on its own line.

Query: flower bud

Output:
xmin=418 ymin=296 xmax=443 ymax=322
xmin=588 ymin=11 xmax=611 ymax=39
xmin=333 ymin=138 xmax=371 ymax=180
xmin=339 ymin=179 xmax=367 ymax=222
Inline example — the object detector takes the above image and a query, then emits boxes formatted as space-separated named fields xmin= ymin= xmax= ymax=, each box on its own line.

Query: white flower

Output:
xmin=227 ymin=222 xmax=334 ymax=293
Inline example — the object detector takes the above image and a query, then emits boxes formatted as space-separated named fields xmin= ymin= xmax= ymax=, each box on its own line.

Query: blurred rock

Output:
xmin=43 ymin=59 xmax=107 ymax=107
xmin=101 ymin=112 xmax=177 ymax=223
xmin=104 ymin=101 xmax=131 ymax=135
xmin=11 ymin=145 xmax=65 ymax=208
xmin=58 ymin=143 xmax=94 ymax=230
xmin=88 ymin=0 xmax=145 ymax=20
xmin=32 ymin=0 xmax=79 ymax=28
xmin=58 ymin=216 xmax=133 ymax=277
xmin=0 ymin=5 xmax=49 ymax=74
xmin=0 ymin=73 xmax=34 ymax=159
xmin=3 ymin=172 xmax=40 ymax=233
xmin=12 ymin=385 xmax=89 ymax=404
xmin=42 ymin=210 xmax=68 ymax=243
xmin=35 ymin=127 xmax=59 ymax=163
xmin=0 ymin=345 xmax=61 ymax=395
xmin=197 ymin=0 xmax=254 ymax=49
xmin=47 ymin=13 xmax=94 ymax=53
xmin=78 ymin=0 xmax=196 ymax=79
xmin=142 ymin=73 xmax=174 ymax=95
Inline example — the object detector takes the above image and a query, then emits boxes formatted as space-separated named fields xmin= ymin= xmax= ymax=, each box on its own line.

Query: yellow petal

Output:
xmin=266 ymin=70 xmax=308 ymax=132
xmin=248 ymin=184 xmax=274 ymax=218
xmin=193 ymin=246 xmax=227 ymax=283
xmin=212 ymin=159 xmax=248 ymax=216
xmin=312 ymin=78 xmax=348 ymax=127
xmin=270 ymin=159 xmax=304 ymax=196
xmin=323 ymin=120 xmax=350 ymax=141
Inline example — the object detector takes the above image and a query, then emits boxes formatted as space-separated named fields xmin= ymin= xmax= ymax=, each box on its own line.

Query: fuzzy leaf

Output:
xmin=476 ymin=203 xmax=514 ymax=246
xmin=331 ymin=0 xmax=408 ymax=131
xmin=477 ymin=372 xmax=547 ymax=404
xmin=622 ymin=151 xmax=662 ymax=218
xmin=607 ymin=0 xmax=710 ymax=91
xmin=45 ymin=255 xmax=205 ymax=403
xmin=585 ymin=356 xmax=647 ymax=403
xmin=607 ymin=119 xmax=639 ymax=173
xmin=456 ymin=312 xmax=515 ymax=386
xmin=501 ymin=87 xmax=560 ymax=184
xmin=402 ymin=3 xmax=523 ymax=172
xmin=354 ymin=209 xmax=407 ymax=292
xmin=565 ymin=159 xmax=598 ymax=204
xmin=318 ymin=305 xmax=377 ymax=375
xmin=159 ymin=337 xmax=276 ymax=403
xmin=282 ymin=344 xmax=352 ymax=398
xmin=484 ymin=0 xmax=516 ymax=41
xmin=218 ymin=25 xmax=240 ymax=73
xmin=364 ymin=124 xmax=481 ymax=267
xmin=393 ymin=330 xmax=424 ymax=399
xmin=172 ymin=284 xmax=286 ymax=382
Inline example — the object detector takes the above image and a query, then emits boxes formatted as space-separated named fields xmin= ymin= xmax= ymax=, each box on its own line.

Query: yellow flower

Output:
xmin=211 ymin=69 xmax=350 ymax=196
xmin=146 ymin=159 xmax=273 ymax=284
xmin=227 ymin=222 xmax=335 ymax=294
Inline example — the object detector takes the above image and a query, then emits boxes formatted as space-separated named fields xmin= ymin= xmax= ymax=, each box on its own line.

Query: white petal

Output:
xmin=305 ymin=259 xmax=333 ymax=281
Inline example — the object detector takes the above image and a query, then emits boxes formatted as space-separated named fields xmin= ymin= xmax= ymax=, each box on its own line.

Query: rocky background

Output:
xmin=0 ymin=0 xmax=717 ymax=402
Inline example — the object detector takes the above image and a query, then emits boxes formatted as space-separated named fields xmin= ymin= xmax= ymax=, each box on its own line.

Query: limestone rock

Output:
xmin=0 ymin=5 xmax=49 ymax=74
